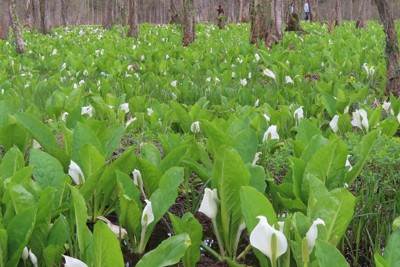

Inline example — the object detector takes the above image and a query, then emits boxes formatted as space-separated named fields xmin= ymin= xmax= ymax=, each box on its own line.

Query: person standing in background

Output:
xmin=304 ymin=0 xmax=310 ymax=21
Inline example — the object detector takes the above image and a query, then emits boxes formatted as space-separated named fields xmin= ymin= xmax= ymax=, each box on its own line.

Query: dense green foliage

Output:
xmin=0 ymin=21 xmax=399 ymax=267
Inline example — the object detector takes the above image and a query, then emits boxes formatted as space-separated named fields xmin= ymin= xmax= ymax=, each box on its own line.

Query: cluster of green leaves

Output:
xmin=0 ymin=21 xmax=399 ymax=267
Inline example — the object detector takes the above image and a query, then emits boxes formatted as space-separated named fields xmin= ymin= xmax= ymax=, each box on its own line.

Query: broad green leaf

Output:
xmin=30 ymin=149 xmax=65 ymax=189
xmin=240 ymin=186 xmax=276 ymax=231
xmin=6 ymin=207 xmax=37 ymax=267
xmin=8 ymin=183 xmax=36 ymax=214
xmin=212 ymin=146 xmax=250 ymax=257
xmin=93 ymin=222 xmax=124 ymax=267
xmin=43 ymin=245 xmax=65 ymax=267
xmin=315 ymin=240 xmax=349 ymax=267
xmin=345 ymin=130 xmax=379 ymax=184
xmin=0 ymin=147 xmax=25 ymax=181
xmin=300 ymin=135 xmax=329 ymax=162
xmin=296 ymin=120 xmax=322 ymax=146
xmin=70 ymin=186 xmax=92 ymax=261
xmin=137 ymin=158 xmax=162 ymax=197
xmin=136 ymin=233 xmax=191 ymax=267
xmin=309 ymin=188 xmax=355 ymax=245
xmin=97 ymin=124 xmax=124 ymax=157
xmin=0 ymin=123 xmax=28 ymax=151
xmin=46 ymin=216 xmax=69 ymax=247
xmin=71 ymin=122 xmax=106 ymax=164
xmin=79 ymin=144 xmax=106 ymax=178
xmin=16 ymin=113 xmax=59 ymax=151
xmin=141 ymin=143 xmax=161 ymax=166
xmin=375 ymin=253 xmax=389 ymax=267
xmin=383 ymin=229 xmax=400 ymax=266
xmin=171 ymin=102 xmax=192 ymax=133
xmin=245 ymin=164 xmax=267 ymax=193
xmin=232 ymin=129 xmax=258 ymax=164
xmin=200 ymin=120 xmax=232 ymax=158
xmin=159 ymin=145 xmax=190 ymax=173
xmin=169 ymin=213 xmax=202 ymax=267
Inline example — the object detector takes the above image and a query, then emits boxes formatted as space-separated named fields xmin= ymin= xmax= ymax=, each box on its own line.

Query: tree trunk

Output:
xmin=103 ymin=0 xmax=113 ymax=29
xmin=128 ymin=0 xmax=138 ymax=37
xmin=335 ymin=0 xmax=342 ymax=26
xmin=24 ymin=0 xmax=33 ymax=27
xmin=9 ymin=0 xmax=25 ymax=54
xmin=374 ymin=0 xmax=400 ymax=97
xmin=39 ymin=0 xmax=50 ymax=34
xmin=328 ymin=8 xmax=336 ymax=33
xmin=250 ymin=0 xmax=269 ymax=45
xmin=239 ymin=0 xmax=249 ymax=22
xmin=349 ymin=0 xmax=353 ymax=21
xmin=356 ymin=0 xmax=366 ymax=29
xmin=267 ymin=0 xmax=283 ymax=46
xmin=61 ymin=0 xmax=69 ymax=26
xmin=182 ymin=0 xmax=195 ymax=46
xmin=0 ymin=0 xmax=10 ymax=40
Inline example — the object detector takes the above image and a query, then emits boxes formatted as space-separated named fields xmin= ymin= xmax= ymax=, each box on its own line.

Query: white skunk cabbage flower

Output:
xmin=293 ymin=106 xmax=304 ymax=124
xmin=382 ymin=101 xmax=391 ymax=113
xmin=329 ymin=115 xmax=339 ymax=133
xmin=63 ymin=255 xmax=88 ymax=267
xmin=61 ymin=112 xmax=69 ymax=121
xmin=147 ymin=108 xmax=153 ymax=116
xmin=305 ymin=218 xmax=325 ymax=254
xmin=171 ymin=80 xmax=177 ymax=87
xmin=285 ymin=76 xmax=294 ymax=84
xmin=28 ymin=249 xmax=38 ymax=267
xmin=263 ymin=125 xmax=279 ymax=142
xmin=345 ymin=155 xmax=353 ymax=172
xmin=119 ymin=103 xmax=129 ymax=113
xmin=21 ymin=247 xmax=29 ymax=261
xmin=81 ymin=105 xmax=93 ymax=117
xmin=397 ymin=113 xmax=400 ymax=124
xmin=125 ymin=117 xmax=137 ymax=128
xmin=351 ymin=109 xmax=369 ymax=131
xmin=68 ymin=161 xmax=85 ymax=185
xmin=141 ymin=199 xmax=154 ymax=228
xmin=263 ymin=114 xmax=270 ymax=123
xmin=250 ymin=216 xmax=288 ymax=263
xmin=240 ymin=79 xmax=247 ymax=86
xmin=97 ymin=216 xmax=127 ymax=240
xmin=252 ymin=152 xmax=262 ymax=166
xmin=191 ymin=121 xmax=201 ymax=133
xmin=198 ymin=188 xmax=219 ymax=220
xmin=263 ymin=68 xmax=276 ymax=80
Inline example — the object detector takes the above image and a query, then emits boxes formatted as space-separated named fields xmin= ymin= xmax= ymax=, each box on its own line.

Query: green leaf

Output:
xmin=141 ymin=143 xmax=161 ymax=166
xmin=240 ymin=186 xmax=276 ymax=231
xmin=79 ymin=144 xmax=106 ymax=178
xmin=345 ymin=130 xmax=379 ymax=184
xmin=212 ymin=146 xmax=250 ymax=257
xmin=246 ymin=164 xmax=267 ymax=193
xmin=171 ymin=102 xmax=192 ymax=133
xmin=43 ymin=245 xmax=65 ymax=267
xmin=0 ymin=229 xmax=7 ymax=266
xmin=71 ymin=122 xmax=106 ymax=164
xmin=383 ymin=229 xmax=400 ymax=266
xmin=169 ymin=213 xmax=202 ymax=267
xmin=8 ymin=183 xmax=36 ymax=214
xmin=0 ymin=147 xmax=25 ymax=181
xmin=30 ymin=149 xmax=66 ymax=189
xmin=315 ymin=240 xmax=349 ymax=267
xmin=0 ymin=123 xmax=28 ymax=151
xmin=136 ymin=233 xmax=191 ymax=267
xmin=70 ymin=186 xmax=92 ymax=261
xmin=309 ymin=188 xmax=355 ymax=245
xmin=375 ymin=253 xmax=389 ymax=267
xmin=159 ymin=145 xmax=190 ymax=173
xmin=296 ymin=120 xmax=322 ymax=146
xmin=232 ymin=129 xmax=258 ymax=164
xmin=97 ymin=124 xmax=124 ymax=157
xmin=200 ymin=120 xmax=232 ymax=158
xmin=6 ymin=207 xmax=37 ymax=267
xmin=16 ymin=113 xmax=59 ymax=151
xmin=137 ymin=158 xmax=162 ymax=197
xmin=93 ymin=222 xmax=124 ymax=267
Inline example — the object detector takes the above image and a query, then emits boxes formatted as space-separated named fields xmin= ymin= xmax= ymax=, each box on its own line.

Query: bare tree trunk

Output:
xmin=239 ymin=0 xmax=248 ymax=22
xmin=349 ymin=0 xmax=353 ymax=21
xmin=335 ymin=0 xmax=342 ymax=25
xmin=250 ymin=0 xmax=269 ymax=45
xmin=0 ymin=0 xmax=10 ymax=40
xmin=182 ymin=0 xmax=195 ymax=46
xmin=328 ymin=8 xmax=336 ymax=33
xmin=39 ymin=0 xmax=50 ymax=34
xmin=374 ymin=0 xmax=400 ymax=97
xmin=103 ymin=0 xmax=112 ymax=29
xmin=128 ymin=0 xmax=138 ymax=37
xmin=60 ymin=0 xmax=69 ymax=26
xmin=272 ymin=0 xmax=283 ymax=42
xmin=24 ymin=0 xmax=33 ymax=27
xmin=9 ymin=0 xmax=25 ymax=54
xmin=356 ymin=0 xmax=367 ymax=29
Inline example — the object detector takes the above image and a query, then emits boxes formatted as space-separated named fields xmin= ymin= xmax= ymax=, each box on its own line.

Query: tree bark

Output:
xmin=103 ymin=0 xmax=113 ymax=29
xmin=266 ymin=0 xmax=283 ymax=47
xmin=128 ymin=0 xmax=138 ymax=37
xmin=356 ymin=0 xmax=366 ymax=29
xmin=9 ymin=0 xmax=25 ymax=54
xmin=335 ymin=0 xmax=342 ymax=26
xmin=182 ymin=0 xmax=195 ymax=46
xmin=374 ymin=0 xmax=400 ymax=97
xmin=61 ymin=0 xmax=69 ymax=26
xmin=349 ymin=0 xmax=353 ymax=21
xmin=250 ymin=0 xmax=269 ymax=45
xmin=39 ymin=0 xmax=50 ymax=34
xmin=0 ymin=0 xmax=10 ymax=40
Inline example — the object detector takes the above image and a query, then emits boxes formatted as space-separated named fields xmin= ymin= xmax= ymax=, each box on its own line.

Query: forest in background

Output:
xmin=2 ymin=0 xmax=400 ymax=29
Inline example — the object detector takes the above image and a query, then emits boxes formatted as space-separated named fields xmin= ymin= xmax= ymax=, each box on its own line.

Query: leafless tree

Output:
xmin=9 ymin=0 xmax=25 ymax=54
xmin=374 ymin=0 xmax=400 ymax=97
xmin=356 ymin=0 xmax=367 ymax=29
xmin=128 ymin=0 xmax=138 ymax=37
xmin=39 ymin=0 xmax=50 ymax=33
xmin=0 ymin=0 xmax=10 ymax=40
xmin=250 ymin=0 xmax=270 ymax=45
xmin=103 ymin=0 xmax=113 ymax=29
xmin=182 ymin=0 xmax=195 ymax=46
xmin=335 ymin=0 xmax=342 ymax=25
